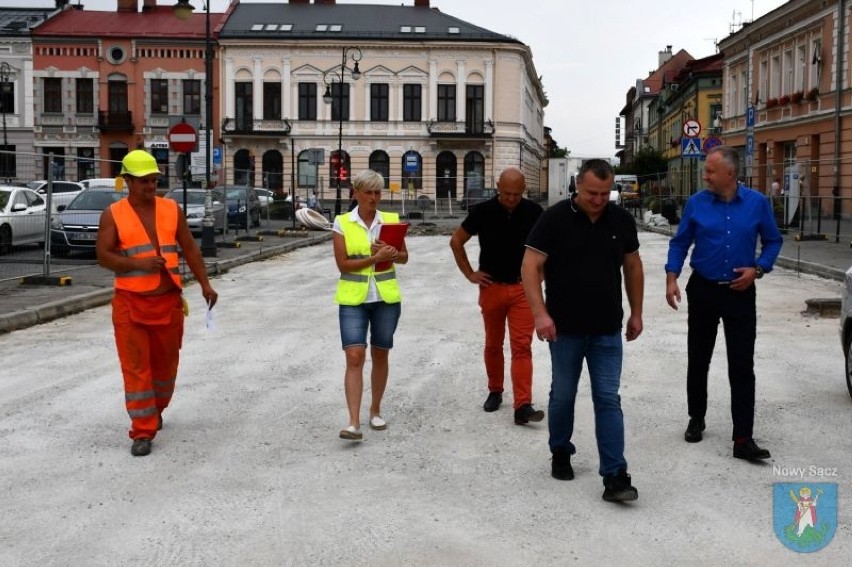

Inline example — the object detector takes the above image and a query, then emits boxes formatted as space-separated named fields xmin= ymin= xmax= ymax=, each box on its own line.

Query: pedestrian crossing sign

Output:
xmin=681 ymin=137 xmax=702 ymax=158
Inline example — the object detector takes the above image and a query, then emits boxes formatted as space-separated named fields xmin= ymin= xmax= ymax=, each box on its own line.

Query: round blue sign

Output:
xmin=703 ymin=136 xmax=723 ymax=152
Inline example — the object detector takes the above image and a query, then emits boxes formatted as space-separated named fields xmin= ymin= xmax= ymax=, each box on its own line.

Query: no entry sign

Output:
xmin=168 ymin=122 xmax=198 ymax=153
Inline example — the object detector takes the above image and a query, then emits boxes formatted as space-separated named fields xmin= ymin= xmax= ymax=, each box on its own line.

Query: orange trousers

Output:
xmin=478 ymin=283 xmax=534 ymax=409
xmin=112 ymin=289 xmax=184 ymax=440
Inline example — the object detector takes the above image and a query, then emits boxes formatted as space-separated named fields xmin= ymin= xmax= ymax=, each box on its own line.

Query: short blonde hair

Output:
xmin=352 ymin=169 xmax=385 ymax=192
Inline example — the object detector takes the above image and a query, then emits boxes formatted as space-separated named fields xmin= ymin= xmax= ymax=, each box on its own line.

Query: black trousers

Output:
xmin=685 ymin=272 xmax=757 ymax=440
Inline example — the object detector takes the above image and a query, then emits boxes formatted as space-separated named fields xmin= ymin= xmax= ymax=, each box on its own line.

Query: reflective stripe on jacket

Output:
xmin=334 ymin=211 xmax=401 ymax=305
xmin=111 ymin=197 xmax=182 ymax=292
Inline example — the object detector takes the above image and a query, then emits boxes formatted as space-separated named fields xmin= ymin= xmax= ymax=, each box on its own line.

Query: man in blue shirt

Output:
xmin=665 ymin=146 xmax=782 ymax=461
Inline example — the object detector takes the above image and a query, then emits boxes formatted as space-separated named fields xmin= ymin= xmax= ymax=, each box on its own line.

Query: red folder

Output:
xmin=375 ymin=222 xmax=409 ymax=271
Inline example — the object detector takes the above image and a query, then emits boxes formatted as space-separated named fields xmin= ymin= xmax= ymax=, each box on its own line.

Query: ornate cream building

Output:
xmin=218 ymin=0 xmax=548 ymax=204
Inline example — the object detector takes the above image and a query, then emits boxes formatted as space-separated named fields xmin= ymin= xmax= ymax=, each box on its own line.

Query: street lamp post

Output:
xmin=0 ymin=62 xmax=10 ymax=183
xmin=323 ymin=47 xmax=362 ymax=217
xmin=174 ymin=0 xmax=217 ymax=257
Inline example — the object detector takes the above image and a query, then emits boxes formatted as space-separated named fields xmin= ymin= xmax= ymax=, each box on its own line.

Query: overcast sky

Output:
xmin=46 ymin=0 xmax=788 ymax=157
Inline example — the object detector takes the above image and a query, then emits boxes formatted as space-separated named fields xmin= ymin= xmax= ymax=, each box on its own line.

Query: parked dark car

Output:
xmin=50 ymin=187 xmax=128 ymax=256
xmin=223 ymin=186 xmax=261 ymax=228
xmin=460 ymin=187 xmax=496 ymax=210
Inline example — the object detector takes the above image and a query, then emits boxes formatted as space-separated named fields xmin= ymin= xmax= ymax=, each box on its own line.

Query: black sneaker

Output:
xmin=602 ymin=470 xmax=638 ymax=502
xmin=483 ymin=391 xmax=502 ymax=412
xmin=131 ymin=438 xmax=152 ymax=457
xmin=551 ymin=450 xmax=574 ymax=481
xmin=514 ymin=403 xmax=545 ymax=425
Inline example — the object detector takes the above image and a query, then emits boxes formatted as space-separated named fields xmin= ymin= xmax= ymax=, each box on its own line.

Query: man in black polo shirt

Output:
xmin=522 ymin=159 xmax=644 ymax=503
xmin=450 ymin=167 xmax=545 ymax=425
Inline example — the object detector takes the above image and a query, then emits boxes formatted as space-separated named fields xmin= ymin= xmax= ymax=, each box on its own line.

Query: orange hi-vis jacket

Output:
xmin=111 ymin=197 xmax=182 ymax=292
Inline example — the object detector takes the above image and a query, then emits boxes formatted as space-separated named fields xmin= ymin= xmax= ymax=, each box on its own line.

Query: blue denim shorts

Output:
xmin=339 ymin=302 xmax=401 ymax=349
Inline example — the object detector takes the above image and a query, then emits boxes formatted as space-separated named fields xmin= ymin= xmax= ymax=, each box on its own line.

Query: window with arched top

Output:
xmin=298 ymin=150 xmax=318 ymax=188
xmin=464 ymin=151 xmax=485 ymax=194
xmin=369 ymin=150 xmax=390 ymax=188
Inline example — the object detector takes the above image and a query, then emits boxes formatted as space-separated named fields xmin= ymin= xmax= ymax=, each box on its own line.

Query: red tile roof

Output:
xmin=31 ymin=5 xmax=227 ymax=39
xmin=643 ymin=49 xmax=693 ymax=95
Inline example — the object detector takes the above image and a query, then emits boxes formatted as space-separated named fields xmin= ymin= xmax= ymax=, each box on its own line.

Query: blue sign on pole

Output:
xmin=212 ymin=147 xmax=222 ymax=165
xmin=681 ymin=137 xmax=702 ymax=158
xmin=746 ymin=134 xmax=754 ymax=156
xmin=746 ymin=106 xmax=756 ymax=128
xmin=404 ymin=153 xmax=419 ymax=172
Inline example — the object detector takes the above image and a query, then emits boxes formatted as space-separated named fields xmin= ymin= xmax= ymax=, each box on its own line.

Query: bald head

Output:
xmin=496 ymin=167 xmax=526 ymax=212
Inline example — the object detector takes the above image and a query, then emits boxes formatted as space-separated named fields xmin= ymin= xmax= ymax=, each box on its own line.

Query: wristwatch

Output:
xmin=754 ymin=266 xmax=765 ymax=279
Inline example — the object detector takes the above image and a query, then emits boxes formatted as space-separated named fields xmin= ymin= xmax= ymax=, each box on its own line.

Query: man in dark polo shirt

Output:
xmin=522 ymin=159 xmax=644 ymax=503
xmin=450 ymin=167 xmax=545 ymax=425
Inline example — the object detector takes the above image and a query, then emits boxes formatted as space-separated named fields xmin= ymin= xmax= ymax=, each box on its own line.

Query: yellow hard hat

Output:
xmin=120 ymin=150 xmax=161 ymax=177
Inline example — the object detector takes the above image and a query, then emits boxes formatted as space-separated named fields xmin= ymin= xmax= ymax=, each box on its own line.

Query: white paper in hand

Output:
xmin=206 ymin=298 xmax=215 ymax=331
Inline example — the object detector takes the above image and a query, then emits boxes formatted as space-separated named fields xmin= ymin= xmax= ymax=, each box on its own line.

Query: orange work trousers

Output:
xmin=478 ymin=283 xmax=534 ymax=409
xmin=112 ymin=289 xmax=184 ymax=440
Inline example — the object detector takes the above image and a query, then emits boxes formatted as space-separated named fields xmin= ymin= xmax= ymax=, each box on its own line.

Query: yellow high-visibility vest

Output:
xmin=334 ymin=211 xmax=401 ymax=305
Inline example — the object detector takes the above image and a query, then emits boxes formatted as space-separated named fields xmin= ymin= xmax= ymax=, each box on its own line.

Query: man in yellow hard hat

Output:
xmin=96 ymin=149 xmax=218 ymax=457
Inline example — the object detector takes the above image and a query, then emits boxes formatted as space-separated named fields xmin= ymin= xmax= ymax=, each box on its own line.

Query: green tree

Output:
xmin=630 ymin=145 xmax=668 ymax=179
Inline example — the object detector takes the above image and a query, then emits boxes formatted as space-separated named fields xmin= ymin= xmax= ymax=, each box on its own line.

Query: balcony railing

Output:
xmin=98 ymin=110 xmax=134 ymax=132
xmin=223 ymin=117 xmax=292 ymax=136
xmin=427 ymin=120 xmax=494 ymax=138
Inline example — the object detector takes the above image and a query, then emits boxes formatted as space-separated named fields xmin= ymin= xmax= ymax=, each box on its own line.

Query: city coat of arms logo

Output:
xmin=773 ymin=483 xmax=837 ymax=552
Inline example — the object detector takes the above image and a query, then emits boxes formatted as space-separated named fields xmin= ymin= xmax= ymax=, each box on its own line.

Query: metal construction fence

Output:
xmin=0 ymin=147 xmax=509 ymax=283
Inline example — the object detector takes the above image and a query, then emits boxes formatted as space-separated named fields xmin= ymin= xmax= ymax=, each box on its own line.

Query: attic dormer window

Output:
xmin=316 ymin=24 xmax=328 ymax=31
xmin=448 ymin=27 xmax=460 ymax=34
xmin=400 ymin=26 xmax=411 ymax=33
xmin=414 ymin=26 xmax=425 ymax=33
xmin=329 ymin=24 xmax=342 ymax=32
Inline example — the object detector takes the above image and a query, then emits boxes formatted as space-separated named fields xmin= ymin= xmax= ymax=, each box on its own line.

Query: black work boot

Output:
xmin=602 ymin=470 xmax=638 ymax=502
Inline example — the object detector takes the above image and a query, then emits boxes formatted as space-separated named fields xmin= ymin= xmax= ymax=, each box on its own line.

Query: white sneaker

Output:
xmin=339 ymin=425 xmax=363 ymax=440
xmin=369 ymin=415 xmax=387 ymax=430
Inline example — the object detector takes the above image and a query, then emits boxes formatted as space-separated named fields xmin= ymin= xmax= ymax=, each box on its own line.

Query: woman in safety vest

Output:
xmin=332 ymin=169 xmax=408 ymax=441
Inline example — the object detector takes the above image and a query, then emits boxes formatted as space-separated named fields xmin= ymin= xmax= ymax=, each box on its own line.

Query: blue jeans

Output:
xmin=548 ymin=332 xmax=627 ymax=477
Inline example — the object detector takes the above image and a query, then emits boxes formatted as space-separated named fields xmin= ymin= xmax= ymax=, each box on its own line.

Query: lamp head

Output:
xmin=351 ymin=61 xmax=361 ymax=81
xmin=174 ymin=0 xmax=195 ymax=21
xmin=323 ymin=85 xmax=333 ymax=105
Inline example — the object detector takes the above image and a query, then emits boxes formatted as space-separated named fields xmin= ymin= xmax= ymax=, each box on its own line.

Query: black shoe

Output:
xmin=483 ymin=391 xmax=502 ymax=412
xmin=131 ymin=438 xmax=152 ymax=457
xmin=514 ymin=404 xmax=545 ymax=425
xmin=602 ymin=470 xmax=638 ymax=502
xmin=684 ymin=417 xmax=705 ymax=443
xmin=157 ymin=414 xmax=163 ymax=431
xmin=551 ymin=450 xmax=574 ymax=481
xmin=733 ymin=439 xmax=771 ymax=461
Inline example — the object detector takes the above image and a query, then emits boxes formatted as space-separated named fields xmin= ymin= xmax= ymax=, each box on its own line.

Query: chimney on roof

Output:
xmin=313 ymin=0 xmax=336 ymax=4
xmin=55 ymin=0 xmax=70 ymax=9
xmin=659 ymin=45 xmax=673 ymax=66
xmin=117 ymin=0 xmax=137 ymax=12
xmin=142 ymin=0 xmax=158 ymax=12
xmin=415 ymin=0 xmax=430 ymax=6
xmin=290 ymin=0 xmax=309 ymax=3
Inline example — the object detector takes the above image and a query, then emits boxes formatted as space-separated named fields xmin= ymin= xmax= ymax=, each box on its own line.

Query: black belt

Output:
xmin=692 ymin=271 xmax=731 ymax=286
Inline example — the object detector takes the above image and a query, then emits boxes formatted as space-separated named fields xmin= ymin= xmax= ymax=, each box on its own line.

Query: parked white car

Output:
xmin=0 ymin=186 xmax=48 ymax=254
xmin=80 ymin=178 xmax=119 ymax=189
xmin=27 ymin=180 xmax=85 ymax=211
